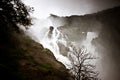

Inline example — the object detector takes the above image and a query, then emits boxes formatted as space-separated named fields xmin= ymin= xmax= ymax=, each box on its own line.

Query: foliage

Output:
xmin=0 ymin=0 xmax=33 ymax=29
xmin=68 ymin=45 xmax=99 ymax=80
xmin=0 ymin=1 xmax=70 ymax=80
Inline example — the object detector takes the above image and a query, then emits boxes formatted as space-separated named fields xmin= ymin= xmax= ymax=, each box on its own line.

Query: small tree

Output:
xmin=68 ymin=45 xmax=99 ymax=80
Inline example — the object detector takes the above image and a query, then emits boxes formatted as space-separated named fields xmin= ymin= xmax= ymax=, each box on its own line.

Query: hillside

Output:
xmin=0 ymin=16 xmax=70 ymax=80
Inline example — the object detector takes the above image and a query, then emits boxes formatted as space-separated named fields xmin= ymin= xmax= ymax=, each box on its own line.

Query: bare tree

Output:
xmin=68 ymin=45 xmax=99 ymax=80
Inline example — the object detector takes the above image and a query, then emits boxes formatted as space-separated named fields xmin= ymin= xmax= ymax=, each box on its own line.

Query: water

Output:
xmin=41 ymin=25 xmax=73 ymax=68
xmin=26 ymin=18 xmax=99 ymax=69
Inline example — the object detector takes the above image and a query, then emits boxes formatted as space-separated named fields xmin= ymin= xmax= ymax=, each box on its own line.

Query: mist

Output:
xmin=52 ymin=8 xmax=120 ymax=80
xmin=23 ymin=0 xmax=120 ymax=18
xmin=23 ymin=0 xmax=120 ymax=80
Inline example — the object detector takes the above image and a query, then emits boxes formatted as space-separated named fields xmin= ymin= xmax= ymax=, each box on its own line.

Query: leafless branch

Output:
xmin=68 ymin=45 xmax=100 ymax=80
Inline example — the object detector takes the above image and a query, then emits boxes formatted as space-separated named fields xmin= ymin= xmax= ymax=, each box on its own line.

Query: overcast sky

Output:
xmin=23 ymin=0 xmax=120 ymax=18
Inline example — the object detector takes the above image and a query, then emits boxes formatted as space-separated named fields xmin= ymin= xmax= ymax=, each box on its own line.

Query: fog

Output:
xmin=23 ymin=0 xmax=120 ymax=18
xmin=22 ymin=0 xmax=120 ymax=80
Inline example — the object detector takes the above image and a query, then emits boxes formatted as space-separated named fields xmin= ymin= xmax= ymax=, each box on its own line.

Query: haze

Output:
xmin=23 ymin=0 xmax=120 ymax=19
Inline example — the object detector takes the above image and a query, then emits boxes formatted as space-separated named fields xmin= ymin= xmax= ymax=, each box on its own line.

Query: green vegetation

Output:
xmin=0 ymin=0 xmax=70 ymax=80
xmin=0 ymin=29 xmax=70 ymax=80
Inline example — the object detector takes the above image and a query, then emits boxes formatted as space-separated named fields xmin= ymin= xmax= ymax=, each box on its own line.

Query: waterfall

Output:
xmin=26 ymin=18 xmax=99 ymax=69
xmin=81 ymin=32 xmax=99 ymax=56
xmin=40 ymin=25 xmax=72 ymax=69
xmin=40 ymin=27 xmax=99 ymax=68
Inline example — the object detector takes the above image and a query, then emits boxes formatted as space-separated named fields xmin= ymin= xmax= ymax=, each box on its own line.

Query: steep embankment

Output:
xmin=0 ymin=17 xmax=70 ymax=80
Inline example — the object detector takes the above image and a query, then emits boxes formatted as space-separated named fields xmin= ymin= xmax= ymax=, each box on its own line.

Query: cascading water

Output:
xmin=26 ymin=17 xmax=99 ymax=69
xmin=41 ymin=26 xmax=72 ymax=68
xmin=81 ymin=32 xmax=99 ymax=56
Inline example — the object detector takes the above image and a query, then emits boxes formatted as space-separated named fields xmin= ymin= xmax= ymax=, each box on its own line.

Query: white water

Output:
xmin=81 ymin=32 xmax=98 ymax=56
xmin=26 ymin=18 xmax=99 ymax=69
xmin=41 ymin=26 xmax=72 ymax=68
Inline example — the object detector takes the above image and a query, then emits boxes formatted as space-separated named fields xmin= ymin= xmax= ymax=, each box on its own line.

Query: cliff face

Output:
xmin=57 ymin=6 xmax=120 ymax=80
xmin=0 ymin=18 xmax=70 ymax=80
